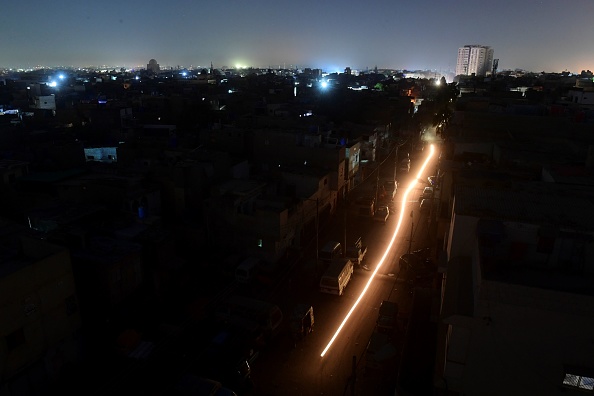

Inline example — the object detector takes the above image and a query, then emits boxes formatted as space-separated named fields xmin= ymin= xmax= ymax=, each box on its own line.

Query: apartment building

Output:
xmin=456 ymin=45 xmax=494 ymax=77
xmin=437 ymin=182 xmax=594 ymax=395
xmin=0 ymin=220 xmax=82 ymax=392
xmin=203 ymin=178 xmax=293 ymax=264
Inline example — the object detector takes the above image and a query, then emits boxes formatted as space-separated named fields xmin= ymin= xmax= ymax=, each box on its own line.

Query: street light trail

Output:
xmin=320 ymin=144 xmax=435 ymax=358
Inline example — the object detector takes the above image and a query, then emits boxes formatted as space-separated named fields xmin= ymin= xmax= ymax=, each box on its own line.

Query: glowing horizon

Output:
xmin=320 ymin=144 xmax=435 ymax=358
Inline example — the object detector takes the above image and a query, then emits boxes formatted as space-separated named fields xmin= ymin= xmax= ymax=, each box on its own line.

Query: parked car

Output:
xmin=364 ymin=332 xmax=398 ymax=372
xmin=319 ymin=240 xmax=343 ymax=263
xmin=352 ymin=196 xmax=375 ymax=217
xmin=380 ymin=179 xmax=398 ymax=202
xmin=373 ymin=205 xmax=390 ymax=223
xmin=421 ymin=186 xmax=434 ymax=200
xmin=398 ymin=158 xmax=410 ymax=174
xmin=174 ymin=374 xmax=238 ymax=396
xmin=234 ymin=257 xmax=262 ymax=284
xmin=290 ymin=304 xmax=314 ymax=346
xmin=419 ymin=198 xmax=433 ymax=213
xmin=345 ymin=237 xmax=368 ymax=266
xmin=187 ymin=322 xmax=261 ymax=393
xmin=376 ymin=300 xmax=399 ymax=334
xmin=427 ymin=175 xmax=439 ymax=188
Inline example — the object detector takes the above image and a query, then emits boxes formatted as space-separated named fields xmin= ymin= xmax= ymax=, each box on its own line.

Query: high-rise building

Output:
xmin=455 ymin=45 xmax=494 ymax=77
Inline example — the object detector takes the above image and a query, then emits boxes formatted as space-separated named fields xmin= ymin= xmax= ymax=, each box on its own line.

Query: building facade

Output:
xmin=437 ymin=184 xmax=594 ymax=395
xmin=456 ymin=45 xmax=494 ymax=77
xmin=0 ymin=223 xmax=82 ymax=391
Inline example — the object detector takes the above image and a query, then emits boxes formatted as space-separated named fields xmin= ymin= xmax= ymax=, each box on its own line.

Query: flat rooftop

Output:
xmin=455 ymin=181 xmax=594 ymax=230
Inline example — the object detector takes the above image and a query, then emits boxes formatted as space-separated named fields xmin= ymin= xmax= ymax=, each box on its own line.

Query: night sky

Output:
xmin=2 ymin=0 xmax=593 ymax=73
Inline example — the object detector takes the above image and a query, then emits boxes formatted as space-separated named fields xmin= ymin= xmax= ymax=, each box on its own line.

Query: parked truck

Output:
xmin=346 ymin=237 xmax=368 ymax=267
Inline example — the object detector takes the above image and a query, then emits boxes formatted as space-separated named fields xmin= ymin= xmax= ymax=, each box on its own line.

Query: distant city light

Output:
xmin=48 ymin=81 xmax=57 ymax=87
xmin=321 ymin=81 xmax=328 ymax=89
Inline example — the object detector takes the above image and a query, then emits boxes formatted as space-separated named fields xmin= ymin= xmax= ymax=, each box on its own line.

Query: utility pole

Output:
xmin=375 ymin=172 xmax=380 ymax=211
xmin=315 ymin=198 xmax=319 ymax=266
xmin=303 ymin=197 xmax=320 ymax=273
xmin=343 ymin=198 xmax=347 ymax=257
xmin=351 ymin=355 xmax=357 ymax=396
xmin=393 ymin=144 xmax=399 ymax=181
xmin=408 ymin=210 xmax=414 ymax=254
xmin=428 ymin=179 xmax=436 ymax=244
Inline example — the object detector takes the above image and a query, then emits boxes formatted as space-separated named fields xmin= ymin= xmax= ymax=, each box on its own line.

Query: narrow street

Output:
xmin=249 ymin=140 xmax=441 ymax=395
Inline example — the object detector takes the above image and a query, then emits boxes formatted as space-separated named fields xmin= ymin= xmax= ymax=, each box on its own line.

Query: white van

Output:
xmin=319 ymin=241 xmax=342 ymax=262
xmin=319 ymin=258 xmax=354 ymax=296
xmin=235 ymin=257 xmax=262 ymax=284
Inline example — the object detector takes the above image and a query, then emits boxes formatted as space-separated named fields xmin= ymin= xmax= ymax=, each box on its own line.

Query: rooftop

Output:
xmin=454 ymin=181 xmax=594 ymax=230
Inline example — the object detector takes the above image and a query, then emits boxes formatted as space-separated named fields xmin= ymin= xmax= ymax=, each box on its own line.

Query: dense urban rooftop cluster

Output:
xmin=1 ymin=62 xmax=594 ymax=395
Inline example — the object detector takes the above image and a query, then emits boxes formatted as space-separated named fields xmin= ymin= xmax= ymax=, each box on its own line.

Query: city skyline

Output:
xmin=2 ymin=0 xmax=594 ymax=73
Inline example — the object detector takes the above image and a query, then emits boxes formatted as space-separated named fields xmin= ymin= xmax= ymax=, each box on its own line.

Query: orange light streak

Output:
xmin=320 ymin=144 xmax=435 ymax=357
